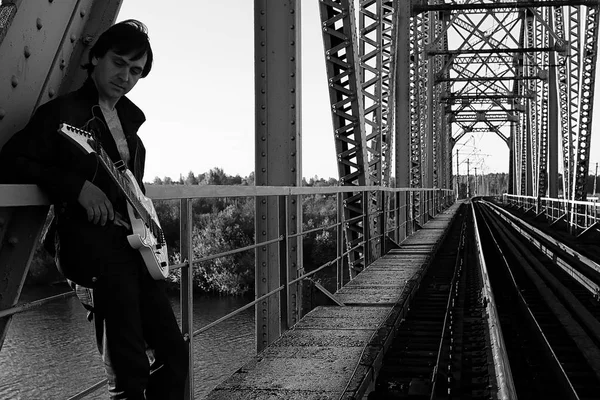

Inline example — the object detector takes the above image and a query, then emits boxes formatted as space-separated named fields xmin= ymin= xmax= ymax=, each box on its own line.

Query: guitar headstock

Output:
xmin=57 ymin=123 xmax=98 ymax=155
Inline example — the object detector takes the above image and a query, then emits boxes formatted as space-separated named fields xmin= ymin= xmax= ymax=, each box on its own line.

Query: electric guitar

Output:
xmin=58 ymin=123 xmax=169 ymax=280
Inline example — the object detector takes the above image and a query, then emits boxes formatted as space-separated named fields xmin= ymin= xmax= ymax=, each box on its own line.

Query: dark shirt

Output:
xmin=0 ymin=78 xmax=147 ymax=287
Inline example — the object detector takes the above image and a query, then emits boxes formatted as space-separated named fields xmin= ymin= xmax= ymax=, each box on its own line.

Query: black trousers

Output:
xmin=92 ymin=246 xmax=188 ymax=400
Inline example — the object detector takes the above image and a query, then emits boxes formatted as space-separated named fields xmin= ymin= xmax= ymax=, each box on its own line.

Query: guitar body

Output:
xmin=58 ymin=123 xmax=170 ymax=280
xmin=123 ymin=170 xmax=169 ymax=280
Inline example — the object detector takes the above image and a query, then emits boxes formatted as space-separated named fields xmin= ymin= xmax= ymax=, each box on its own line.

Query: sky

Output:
xmin=116 ymin=1 xmax=600 ymax=182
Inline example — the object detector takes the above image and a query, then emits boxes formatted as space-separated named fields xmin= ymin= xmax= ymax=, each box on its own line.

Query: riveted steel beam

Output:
xmin=254 ymin=0 xmax=301 ymax=352
xmin=572 ymin=5 xmax=599 ymax=200
xmin=319 ymin=0 xmax=370 ymax=278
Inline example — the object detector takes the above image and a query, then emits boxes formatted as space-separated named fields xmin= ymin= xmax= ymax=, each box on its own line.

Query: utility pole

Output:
xmin=474 ymin=167 xmax=478 ymax=195
xmin=467 ymin=159 xmax=470 ymax=198
xmin=456 ymin=149 xmax=459 ymax=199
xmin=594 ymin=162 xmax=598 ymax=196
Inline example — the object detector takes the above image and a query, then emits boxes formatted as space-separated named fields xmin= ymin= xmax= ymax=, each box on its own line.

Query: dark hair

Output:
xmin=83 ymin=19 xmax=153 ymax=77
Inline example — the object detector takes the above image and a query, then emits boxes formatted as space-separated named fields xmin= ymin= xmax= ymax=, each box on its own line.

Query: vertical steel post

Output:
xmin=336 ymin=192 xmax=344 ymax=291
xmin=179 ymin=199 xmax=194 ymax=400
xmin=254 ymin=0 xmax=301 ymax=352
xmin=278 ymin=195 xmax=289 ymax=331
xmin=394 ymin=0 xmax=411 ymax=244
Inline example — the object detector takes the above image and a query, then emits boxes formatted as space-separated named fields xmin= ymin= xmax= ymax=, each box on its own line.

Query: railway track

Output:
xmin=369 ymin=204 xmax=498 ymax=399
xmin=474 ymin=200 xmax=600 ymax=400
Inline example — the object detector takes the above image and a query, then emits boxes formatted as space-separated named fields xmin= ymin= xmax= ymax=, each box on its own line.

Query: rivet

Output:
xmin=290 ymin=41 xmax=295 ymax=46
xmin=36 ymin=18 xmax=43 ymax=30
xmin=291 ymin=152 xmax=296 ymax=156
xmin=91 ymin=276 xmax=98 ymax=283
xmin=261 ymin=89 xmax=265 ymax=94
xmin=290 ymin=25 xmax=295 ymax=29
xmin=80 ymin=9 xmax=86 ymax=17
xmin=0 ymin=109 xmax=5 ymax=120
xmin=291 ymin=168 xmax=296 ymax=173
xmin=262 ymin=168 xmax=266 ymax=172
xmin=290 ymin=57 xmax=295 ymax=61
xmin=291 ymin=104 xmax=295 ymax=109
xmin=262 ymin=231 xmax=266 ymax=236
xmin=290 ymin=9 xmax=295 ymax=14
xmin=48 ymin=0 xmax=53 ymax=3
xmin=261 ymin=152 xmax=266 ymax=156
xmin=48 ymin=89 xmax=55 ymax=98
xmin=70 ymin=34 xmax=77 ymax=43
xmin=8 ymin=237 xmax=19 ymax=245
xmin=24 ymin=46 xmax=31 ymax=58
xmin=83 ymin=35 xmax=94 ymax=45
xmin=261 ymin=57 xmax=265 ymax=62
xmin=291 ymin=120 xmax=295 ymax=125
xmin=11 ymin=76 xmax=18 ymax=88
xmin=261 ymin=136 xmax=266 ymax=141
xmin=291 ymin=88 xmax=295 ymax=93
xmin=261 ymin=41 xmax=265 ymax=46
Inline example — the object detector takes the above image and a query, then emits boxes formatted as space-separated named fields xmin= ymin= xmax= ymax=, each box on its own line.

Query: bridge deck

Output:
xmin=205 ymin=202 xmax=463 ymax=400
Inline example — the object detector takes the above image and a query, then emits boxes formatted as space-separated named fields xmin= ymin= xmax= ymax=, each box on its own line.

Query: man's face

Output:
xmin=91 ymin=49 xmax=147 ymax=104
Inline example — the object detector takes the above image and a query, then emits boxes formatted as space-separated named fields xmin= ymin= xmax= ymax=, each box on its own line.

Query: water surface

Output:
xmin=0 ymin=285 xmax=255 ymax=400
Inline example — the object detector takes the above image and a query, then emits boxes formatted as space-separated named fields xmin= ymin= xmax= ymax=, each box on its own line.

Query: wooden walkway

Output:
xmin=205 ymin=202 xmax=463 ymax=400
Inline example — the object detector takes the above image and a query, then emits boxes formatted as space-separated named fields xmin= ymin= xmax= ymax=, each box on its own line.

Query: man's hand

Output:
xmin=78 ymin=180 xmax=114 ymax=225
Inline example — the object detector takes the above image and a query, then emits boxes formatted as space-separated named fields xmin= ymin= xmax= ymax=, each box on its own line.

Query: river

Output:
xmin=0 ymin=285 xmax=255 ymax=400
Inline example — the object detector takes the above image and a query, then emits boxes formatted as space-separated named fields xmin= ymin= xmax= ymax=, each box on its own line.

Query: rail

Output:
xmin=501 ymin=193 xmax=600 ymax=236
xmin=1 ymin=184 xmax=454 ymax=399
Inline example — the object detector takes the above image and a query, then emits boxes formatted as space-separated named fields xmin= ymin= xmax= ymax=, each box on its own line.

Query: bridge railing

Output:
xmin=501 ymin=194 xmax=600 ymax=235
xmin=0 ymin=184 xmax=454 ymax=399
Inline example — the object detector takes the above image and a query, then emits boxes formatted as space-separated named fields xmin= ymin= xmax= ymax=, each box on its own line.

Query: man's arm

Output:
xmin=1 ymin=104 xmax=116 ymax=226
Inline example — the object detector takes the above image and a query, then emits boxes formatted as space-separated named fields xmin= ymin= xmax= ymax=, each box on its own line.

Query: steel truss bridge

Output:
xmin=0 ymin=1 xmax=599 ymax=398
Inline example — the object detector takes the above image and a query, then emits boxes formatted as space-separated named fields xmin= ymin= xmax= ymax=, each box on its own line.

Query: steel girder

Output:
xmin=573 ymin=6 xmax=599 ymax=200
xmin=319 ymin=0 xmax=370 ymax=277
xmin=254 ymin=0 xmax=302 ymax=352
xmin=358 ymin=0 xmax=397 ymax=261
xmin=418 ymin=2 xmax=598 ymax=202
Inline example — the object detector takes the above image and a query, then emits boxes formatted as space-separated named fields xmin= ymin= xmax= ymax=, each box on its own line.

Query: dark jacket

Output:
xmin=0 ymin=78 xmax=147 ymax=287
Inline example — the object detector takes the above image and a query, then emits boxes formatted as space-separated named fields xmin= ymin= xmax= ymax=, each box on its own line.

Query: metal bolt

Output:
xmin=36 ymin=18 xmax=43 ymax=30
xmin=83 ymin=35 xmax=94 ymax=46
xmin=11 ymin=76 xmax=18 ymax=88
xmin=24 ymin=46 xmax=31 ymax=58
xmin=48 ymin=89 xmax=55 ymax=98
xmin=80 ymin=9 xmax=86 ymax=17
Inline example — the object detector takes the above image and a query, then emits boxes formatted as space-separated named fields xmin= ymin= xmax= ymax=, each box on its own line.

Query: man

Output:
xmin=0 ymin=20 xmax=188 ymax=399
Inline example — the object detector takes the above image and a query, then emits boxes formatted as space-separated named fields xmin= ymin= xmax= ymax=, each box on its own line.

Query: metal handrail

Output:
xmin=502 ymin=193 xmax=600 ymax=234
xmin=0 ymin=184 xmax=454 ymax=399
